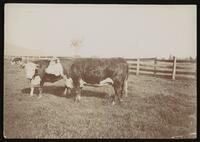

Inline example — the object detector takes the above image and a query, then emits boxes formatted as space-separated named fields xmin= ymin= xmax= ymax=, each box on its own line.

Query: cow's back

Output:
xmin=70 ymin=58 xmax=128 ymax=84
xmin=59 ymin=58 xmax=74 ymax=77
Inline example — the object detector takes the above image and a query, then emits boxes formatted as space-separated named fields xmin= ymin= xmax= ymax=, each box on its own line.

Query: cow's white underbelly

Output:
xmin=80 ymin=78 xmax=113 ymax=87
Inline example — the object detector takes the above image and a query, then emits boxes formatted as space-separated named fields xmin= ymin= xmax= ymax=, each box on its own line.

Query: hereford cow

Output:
xmin=20 ymin=57 xmax=73 ymax=98
xmin=69 ymin=58 xmax=129 ymax=105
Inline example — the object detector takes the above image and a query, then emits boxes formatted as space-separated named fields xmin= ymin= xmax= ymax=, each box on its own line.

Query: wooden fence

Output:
xmin=5 ymin=56 xmax=196 ymax=80
xmin=126 ymin=57 xmax=196 ymax=79
xmin=5 ymin=56 xmax=73 ymax=60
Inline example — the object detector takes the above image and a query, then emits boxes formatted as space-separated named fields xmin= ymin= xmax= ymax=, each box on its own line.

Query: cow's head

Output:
xmin=23 ymin=62 xmax=40 ymax=80
xmin=10 ymin=57 xmax=23 ymax=66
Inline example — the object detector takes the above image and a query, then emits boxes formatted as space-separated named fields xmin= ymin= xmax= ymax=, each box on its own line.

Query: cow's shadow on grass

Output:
xmin=21 ymin=86 xmax=108 ymax=99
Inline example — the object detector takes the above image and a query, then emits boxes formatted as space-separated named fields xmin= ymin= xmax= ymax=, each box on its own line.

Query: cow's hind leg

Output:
xmin=122 ymin=79 xmax=128 ymax=97
xmin=73 ymin=78 xmax=82 ymax=102
xmin=113 ymin=84 xmax=123 ymax=105
xmin=74 ymin=88 xmax=81 ymax=102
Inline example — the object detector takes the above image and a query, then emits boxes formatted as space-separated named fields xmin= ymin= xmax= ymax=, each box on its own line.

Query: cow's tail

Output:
xmin=126 ymin=63 xmax=129 ymax=81
xmin=123 ymin=63 xmax=129 ymax=97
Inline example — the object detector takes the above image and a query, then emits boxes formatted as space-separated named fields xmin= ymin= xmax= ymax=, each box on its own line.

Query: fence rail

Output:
xmin=126 ymin=57 xmax=196 ymax=79
xmin=5 ymin=55 xmax=196 ymax=80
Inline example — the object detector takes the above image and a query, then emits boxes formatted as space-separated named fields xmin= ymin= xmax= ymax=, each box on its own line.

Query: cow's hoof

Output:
xmin=112 ymin=101 xmax=115 ymax=106
xmin=74 ymin=99 xmax=79 ymax=103
xmin=108 ymin=94 xmax=112 ymax=97
xmin=29 ymin=94 xmax=33 ymax=97
xmin=75 ymin=95 xmax=81 ymax=102
xmin=37 ymin=95 xmax=42 ymax=99
xmin=119 ymin=98 xmax=123 ymax=102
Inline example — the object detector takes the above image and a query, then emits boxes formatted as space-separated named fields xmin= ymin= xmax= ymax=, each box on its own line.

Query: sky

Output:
xmin=4 ymin=4 xmax=196 ymax=58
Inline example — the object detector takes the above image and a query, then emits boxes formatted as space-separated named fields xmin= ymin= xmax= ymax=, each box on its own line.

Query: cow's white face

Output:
xmin=24 ymin=62 xmax=39 ymax=79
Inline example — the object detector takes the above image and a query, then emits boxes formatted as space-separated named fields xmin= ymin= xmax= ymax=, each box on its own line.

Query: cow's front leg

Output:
xmin=38 ymin=81 xmax=44 ymax=99
xmin=63 ymin=87 xmax=68 ymax=96
xmin=74 ymin=87 xmax=81 ymax=102
xmin=30 ymin=86 xmax=34 ymax=97
xmin=63 ymin=77 xmax=73 ymax=96
xmin=38 ymin=87 xmax=42 ymax=99
xmin=63 ymin=87 xmax=71 ymax=96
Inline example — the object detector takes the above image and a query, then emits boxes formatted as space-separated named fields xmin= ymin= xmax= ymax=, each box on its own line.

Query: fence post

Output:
xmin=154 ymin=57 xmax=157 ymax=76
xmin=136 ymin=58 xmax=140 ymax=75
xmin=172 ymin=56 xmax=176 ymax=80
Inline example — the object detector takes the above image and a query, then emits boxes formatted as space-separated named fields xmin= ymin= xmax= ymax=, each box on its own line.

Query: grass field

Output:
xmin=3 ymin=59 xmax=196 ymax=138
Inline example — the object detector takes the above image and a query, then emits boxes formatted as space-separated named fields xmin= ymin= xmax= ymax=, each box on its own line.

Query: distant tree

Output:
xmin=70 ymin=39 xmax=83 ymax=49
xmin=70 ymin=38 xmax=84 ymax=57
xmin=189 ymin=56 xmax=193 ymax=61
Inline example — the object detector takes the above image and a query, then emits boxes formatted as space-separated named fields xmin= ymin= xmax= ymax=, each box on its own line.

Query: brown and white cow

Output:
xmin=69 ymin=58 xmax=129 ymax=105
xmin=19 ymin=57 xmax=73 ymax=98
xmin=13 ymin=57 xmax=129 ymax=105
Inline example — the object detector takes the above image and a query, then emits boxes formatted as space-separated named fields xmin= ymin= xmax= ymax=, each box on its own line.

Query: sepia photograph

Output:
xmin=4 ymin=4 xmax=196 ymax=138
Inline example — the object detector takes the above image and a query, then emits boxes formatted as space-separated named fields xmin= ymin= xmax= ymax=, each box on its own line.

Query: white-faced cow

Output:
xmin=19 ymin=57 xmax=73 ymax=98
xmin=69 ymin=58 xmax=129 ymax=105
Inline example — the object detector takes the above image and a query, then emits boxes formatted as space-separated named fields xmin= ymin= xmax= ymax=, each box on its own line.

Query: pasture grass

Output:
xmin=3 ymin=59 xmax=196 ymax=138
